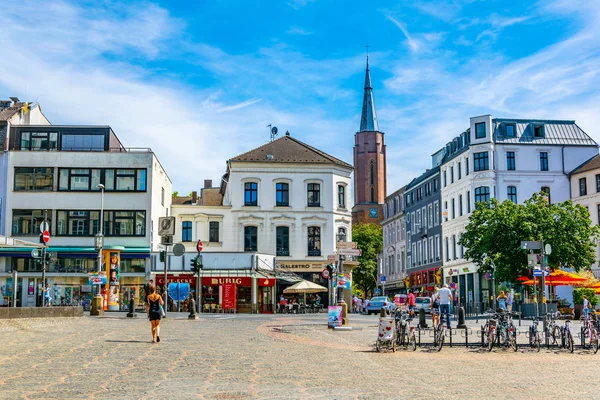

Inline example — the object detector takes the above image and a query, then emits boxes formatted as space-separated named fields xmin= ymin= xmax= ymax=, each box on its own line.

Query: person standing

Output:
xmin=407 ymin=290 xmax=416 ymax=314
xmin=431 ymin=287 xmax=440 ymax=328
xmin=44 ymin=286 xmax=52 ymax=307
xmin=146 ymin=285 xmax=164 ymax=343
xmin=507 ymin=291 xmax=513 ymax=312
xmin=583 ymin=295 xmax=590 ymax=319
xmin=437 ymin=284 xmax=453 ymax=328
xmin=497 ymin=291 xmax=508 ymax=311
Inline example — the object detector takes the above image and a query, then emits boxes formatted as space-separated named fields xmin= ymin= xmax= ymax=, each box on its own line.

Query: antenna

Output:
xmin=268 ymin=124 xmax=278 ymax=141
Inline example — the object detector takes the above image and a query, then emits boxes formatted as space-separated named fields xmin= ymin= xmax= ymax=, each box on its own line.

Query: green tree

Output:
xmin=573 ymin=288 xmax=598 ymax=307
xmin=352 ymin=223 xmax=383 ymax=298
xmin=460 ymin=193 xmax=600 ymax=283
xmin=172 ymin=191 xmax=179 ymax=197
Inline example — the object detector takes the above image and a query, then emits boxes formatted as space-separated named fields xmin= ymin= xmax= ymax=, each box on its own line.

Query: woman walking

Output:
xmin=146 ymin=285 xmax=164 ymax=343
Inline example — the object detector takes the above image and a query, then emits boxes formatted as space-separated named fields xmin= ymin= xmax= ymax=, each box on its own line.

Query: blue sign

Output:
xmin=374 ymin=288 xmax=381 ymax=295
xmin=380 ymin=275 xmax=386 ymax=283
xmin=168 ymin=282 xmax=190 ymax=301
xmin=533 ymin=270 xmax=549 ymax=277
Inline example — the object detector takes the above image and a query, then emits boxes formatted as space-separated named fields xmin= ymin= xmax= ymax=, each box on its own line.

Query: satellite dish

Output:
xmin=271 ymin=126 xmax=278 ymax=135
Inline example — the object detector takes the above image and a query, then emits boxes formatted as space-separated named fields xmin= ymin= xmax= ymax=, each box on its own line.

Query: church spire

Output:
xmin=359 ymin=55 xmax=379 ymax=132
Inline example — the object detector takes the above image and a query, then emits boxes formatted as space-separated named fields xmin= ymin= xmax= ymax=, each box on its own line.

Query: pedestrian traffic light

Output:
xmin=190 ymin=257 xmax=202 ymax=274
xmin=159 ymin=250 xmax=166 ymax=263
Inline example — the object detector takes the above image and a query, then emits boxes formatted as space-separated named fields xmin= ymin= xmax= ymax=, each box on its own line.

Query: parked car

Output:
xmin=415 ymin=297 xmax=432 ymax=314
xmin=366 ymin=296 xmax=395 ymax=315
xmin=394 ymin=294 xmax=408 ymax=307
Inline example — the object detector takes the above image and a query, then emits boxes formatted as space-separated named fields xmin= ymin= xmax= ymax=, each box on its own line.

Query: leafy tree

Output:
xmin=352 ymin=223 xmax=383 ymax=298
xmin=460 ymin=193 xmax=600 ymax=283
xmin=172 ymin=191 xmax=179 ymax=197
xmin=573 ymin=288 xmax=598 ymax=307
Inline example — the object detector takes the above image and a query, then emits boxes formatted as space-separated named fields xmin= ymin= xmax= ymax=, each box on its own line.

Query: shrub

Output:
xmin=572 ymin=288 xmax=598 ymax=307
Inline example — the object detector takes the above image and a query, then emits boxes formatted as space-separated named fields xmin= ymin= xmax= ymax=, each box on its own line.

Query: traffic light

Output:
xmin=190 ymin=257 xmax=203 ymax=274
xmin=159 ymin=250 xmax=166 ymax=263
xmin=326 ymin=264 xmax=335 ymax=275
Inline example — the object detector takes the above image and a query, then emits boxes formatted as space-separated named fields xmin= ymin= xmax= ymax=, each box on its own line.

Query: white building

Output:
xmin=441 ymin=115 xmax=598 ymax=310
xmin=569 ymin=154 xmax=600 ymax=278
xmin=379 ymin=186 xmax=406 ymax=296
xmin=0 ymin=124 xmax=171 ymax=308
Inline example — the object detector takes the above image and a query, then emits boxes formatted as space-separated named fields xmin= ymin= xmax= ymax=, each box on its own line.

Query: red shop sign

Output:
xmin=156 ymin=274 xmax=196 ymax=287
xmin=201 ymin=277 xmax=276 ymax=287
xmin=222 ymin=283 xmax=236 ymax=310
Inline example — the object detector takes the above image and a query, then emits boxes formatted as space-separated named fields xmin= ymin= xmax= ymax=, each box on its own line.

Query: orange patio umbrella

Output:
xmin=518 ymin=270 xmax=587 ymax=286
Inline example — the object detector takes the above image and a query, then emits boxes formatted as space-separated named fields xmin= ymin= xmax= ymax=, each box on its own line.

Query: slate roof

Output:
xmin=0 ymin=102 xmax=24 ymax=121
xmin=359 ymin=57 xmax=379 ymax=132
xmin=493 ymin=119 xmax=598 ymax=146
xmin=406 ymin=166 xmax=440 ymax=190
xmin=229 ymin=134 xmax=353 ymax=169
xmin=570 ymin=154 xmax=600 ymax=176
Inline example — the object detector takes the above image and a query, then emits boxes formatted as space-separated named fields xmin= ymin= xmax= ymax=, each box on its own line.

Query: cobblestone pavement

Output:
xmin=1 ymin=313 xmax=600 ymax=399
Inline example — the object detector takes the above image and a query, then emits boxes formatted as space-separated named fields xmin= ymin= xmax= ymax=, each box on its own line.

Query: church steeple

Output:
xmin=359 ymin=56 xmax=379 ymax=132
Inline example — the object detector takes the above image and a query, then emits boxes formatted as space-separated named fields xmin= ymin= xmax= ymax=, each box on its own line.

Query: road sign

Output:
xmin=374 ymin=288 xmax=381 ymax=295
xmin=39 ymin=221 xmax=49 ymax=234
xmin=31 ymin=249 xmax=41 ymax=258
xmin=196 ymin=240 xmax=203 ymax=252
xmin=521 ymin=241 xmax=541 ymax=250
xmin=337 ymin=242 xmax=357 ymax=250
xmin=158 ymin=217 xmax=176 ymax=236
xmin=527 ymin=254 xmax=539 ymax=266
xmin=42 ymin=230 xmax=50 ymax=243
xmin=327 ymin=254 xmax=337 ymax=262
xmin=338 ymin=248 xmax=362 ymax=256
xmin=545 ymin=243 xmax=552 ymax=255
xmin=172 ymin=243 xmax=185 ymax=257
xmin=321 ymin=269 xmax=330 ymax=279
xmin=380 ymin=275 xmax=386 ymax=283
xmin=533 ymin=269 xmax=550 ymax=277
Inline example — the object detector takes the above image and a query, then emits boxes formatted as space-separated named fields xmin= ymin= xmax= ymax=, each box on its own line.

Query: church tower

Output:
xmin=352 ymin=57 xmax=387 ymax=224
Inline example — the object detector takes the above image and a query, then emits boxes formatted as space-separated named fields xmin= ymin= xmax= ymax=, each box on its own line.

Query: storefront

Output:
xmin=443 ymin=263 xmax=481 ymax=313
xmin=200 ymin=275 xmax=275 ymax=313
xmin=408 ymin=267 xmax=442 ymax=296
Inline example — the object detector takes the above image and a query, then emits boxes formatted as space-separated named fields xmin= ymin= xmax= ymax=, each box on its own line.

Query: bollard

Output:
xmin=418 ymin=326 xmax=421 ymax=346
xmin=126 ymin=298 xmax=137 ymax=318
xmin=465 ymin=327 xmax=469 ymax=348
xmin=518 ymin=312 xmax=521 ymax=327
xmin=481 ymin=325 xmax=485 ymax=347
xmin=449 ymin=326 xmax=453 ymax=347
xmin=418 ymin=308 xmax=428 ymax=328
xmin=90 ymin=295 xmax=104 ymax=316
xmin=457 ymin=307 xmax=467 ymax=329
xmin=581 ymin=327 xmax=585 ymax=347
xmin=380 ymin=307 xmax=387 ymax=318
xmin=188 ymin=297 xmax=198 ymax=320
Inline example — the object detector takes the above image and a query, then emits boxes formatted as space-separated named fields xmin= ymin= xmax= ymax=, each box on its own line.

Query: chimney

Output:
xmin=191 ymin=191 xmax=198 ymax=204
xmin=204 ymin=179 xmax=212 ymax=188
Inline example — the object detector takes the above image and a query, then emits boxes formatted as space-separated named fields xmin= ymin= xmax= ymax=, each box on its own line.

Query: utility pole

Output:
xmin=540 ymin=238 xmax=547 ymax=316
xmin=41 ymin=209 xmax=48 ymax=307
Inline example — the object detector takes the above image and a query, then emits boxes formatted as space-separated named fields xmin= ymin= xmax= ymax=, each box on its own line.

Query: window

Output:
xmin=209 ymin=222 xmax=219 ymax=243
xmin=452 ymin=235 xmax=457 ymax=260
xmin=450 ymin=166 xmax=454 ymax=184
xmin=182 ymin=221 xmax=192 ymax=242
xmin=370 ymin=161 xmax=375 ymax=185
xmin=435 ymin=235 xmax=441 ymax=260
xmin=467 ymin=191 xmax=471 ymax=213
xmin=98 ymin=169 xmax=146 ymax=191
xmin=458 ymin=162 xmax=462 ymax=179
xmin=12 ymin=210 xmax=50 ymax=236
xmin=434 ymin=202 xmax=439 ymax=226
xmin=58 ymin=169 xmax=100 ymax=191
xmin=598 ymin=204 xmax=600 ymax=225
xmin=19 ymin=131 xmax=58 ymax=151
xmin=541 ymin=186 xmax=551 ymax=204
xmin=244 ymin=182 xmax=258 ymax=206
xmin=451 ymin=198 xmax=455 ymax=219
xmin=433 ymin=178 xmax=438 ymax=192
xmin=307 ymin=183 xmax=321 ymax=207
xmin=474 ymin=186 xmax=490 ymax=204
xmin=417 ymin=242 xmax=422 ymax=264
xmin=371 ymin=187 xmax=375 ymax=203
xmin=338 ymin=185 xmax=346 ymax=208
xmin=443 ymin=170 xmax=447 ymax=187
xmin=428 ymin=205 xmax=433 ymax=227
xmin=61 ymin=134 xmax=105 ymax=151
xmin=445 ymin=237 xmax=450 ymax=261
xmin=579 ymin=178 xmax=587 ymax=196
xmin=56 ymin=210 xmax=145 ymax=237
xmin=459 ymin=194 xmax=463 ymax=216
xmin=14 ymin=167 xmax=53 ymax=191
xmin=507 ymin=186 xmax=517 ymax=203
xmin=444 ymin=201 xmax=448 ymax=222
xmin=161 ymin=187 xmax=165 ymax=206
xmin=307 ymin=226 xmax=321 ymax=256
xmin=534 ymin=125 xmax=544 ymax=138
xmin=505 ymin=124 xmax=516 ymax=138
xmin=465 ymin=158 xmax=469 ymax=176
xmin=475 ymin=122 xmax=486 ymax=139
xmin=276 ymin=183 xmax=289 ymax=206
xmin=540 ymin=152 xmax=549 ymax=171
xmin=338 ymin=227 xmax=347 ymax=242
xmin=474 ymin=151 xmax=489 ymax=171
xmin=596 ymin=175 xmax=600 ymax=193
xmin=506 ymin=152 xmax=515 ymax=171
xmin=244 ymin=226 xmax=258 ymax=251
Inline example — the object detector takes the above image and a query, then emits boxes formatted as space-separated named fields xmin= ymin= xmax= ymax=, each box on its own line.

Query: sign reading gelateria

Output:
xmin=277 ymin=262 xmax=327 ymax=272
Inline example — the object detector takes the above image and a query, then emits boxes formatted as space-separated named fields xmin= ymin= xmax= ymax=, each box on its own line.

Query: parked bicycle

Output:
xmin=545 ymin=312 xmax=562 ymax=348
xmin=581 ymin=314 xmax=599 ymax=354
xmin=561 ymin=319 xmax=574 ymax=353
xmin=434 ymin=309 xmax=450 ymax=352
xmin=395 ymin=310 xmax=417 ymax=351
xmin=529 ymin=317 xmax=542 ymax=352
xmin=482 ymin=309 xmax=517 ymax=351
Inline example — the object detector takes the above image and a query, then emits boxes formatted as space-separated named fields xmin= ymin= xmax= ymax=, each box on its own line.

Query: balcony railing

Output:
xmin=308 ymin=250 xmax=321 ymax=256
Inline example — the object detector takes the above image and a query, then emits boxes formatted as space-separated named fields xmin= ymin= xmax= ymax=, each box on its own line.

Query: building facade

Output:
xmin=379 ymin=186 xmax=406 ymax=296
xmin=0 ymin=124 xmax=171 ymax=308
xmin=404 ymin=154 xmax=444 ymax=296
xmin=352 ymin=58 xmax=387 ymax=225
xmin=440 ymin=115 xmax=598 ymax=311
xmin=569 ymin=154 xmax=600 ymax=279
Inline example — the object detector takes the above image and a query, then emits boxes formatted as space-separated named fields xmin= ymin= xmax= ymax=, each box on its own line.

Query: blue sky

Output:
xmin=1 ymin=0 xmax=599 ymax=195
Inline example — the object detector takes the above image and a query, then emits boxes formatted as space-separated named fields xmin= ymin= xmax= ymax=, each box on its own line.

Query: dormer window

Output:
xmin=505 ymin=123 xmax=516 ymax=138
xmin=534 ymin=125 xmax=544 ymax=138
xmin=475 ymin=122 xmax=486 ymax=139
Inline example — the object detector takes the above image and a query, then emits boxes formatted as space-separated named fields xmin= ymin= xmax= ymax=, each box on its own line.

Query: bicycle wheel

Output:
xmin=567 ymin=332 xmax=574 ymax=353
xmin=510 ymin=332 xmax=518 ymax=352
xmin=395 ymin=327 xmax=403 ymax=346
xmin=482 ymin=322 xmax=490 ymax=349
xmin=487 ymin=328 xmax=496 ymax=352
xmin=592 ymin=330 xmax=599 ymax=354
xmin=551 ymin=326 xmax=560 ymax=347
xmin=376 ymin=339 xmax=381 ymax=352
xmin=436 ymin=329 xmax=444 ymax=352
xmin=409 ymin=331 xmax=417 ymax=351
xmin=534 ymin=333 xmax=541 ymax=352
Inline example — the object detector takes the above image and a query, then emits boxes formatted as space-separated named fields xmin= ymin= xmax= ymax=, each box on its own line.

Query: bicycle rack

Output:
xmin=459 ymin=327 xmax=472 ymax=348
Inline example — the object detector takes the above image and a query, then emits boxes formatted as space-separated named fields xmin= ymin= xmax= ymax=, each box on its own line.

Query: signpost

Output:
xmin=336 ymin=242 xmax=357 ymax=250
xmin=521 ymin=240 xmax=549 ymax=317
xmin=42 ymin=230 xmax=50 ymax=244
xmin=327 ymin=254 xmax=336 ymax=262
xmin=533 ymin=269 xmax=550 ymax=277
xmin=196 ymin=240 xmax=203 ymax=253
xmin=338 ymin=248 xmax=362 ymax=257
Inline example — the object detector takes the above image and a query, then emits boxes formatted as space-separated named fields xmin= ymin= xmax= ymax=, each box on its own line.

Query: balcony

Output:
xmin=308 ymin=250 xmax=321 ymax=257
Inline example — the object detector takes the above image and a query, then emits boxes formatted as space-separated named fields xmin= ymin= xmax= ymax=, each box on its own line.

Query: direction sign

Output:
xmin=42 ymin=230 xmax=50 ymax=244
xmin=337 ymin=242 xmax=357 ymax=250
xmin=533 ymin=269 xmax=550 ymax=277
xmin=521 ymin=241 xmax=542 ymax=250
xmin=327 ymin=254 xmax=337 ymax=262
xmin=39 ymin=221 xmax=49 ymax=234
xmin=196 ymin=240 xmax=203 ymax=252
xmin=380 ymin=275 xmax=386 ymax=283
xmin=338 ymin=248 xmax=362 ymax=256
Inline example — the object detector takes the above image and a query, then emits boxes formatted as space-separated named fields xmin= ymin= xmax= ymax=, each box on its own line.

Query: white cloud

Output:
xmin=218 ymin=98 xmax=262 ymax=112
xmin=287 ymin=26 xmax=313 ymax=35
xmin=385 ymin=15 xmax=421 ymax=52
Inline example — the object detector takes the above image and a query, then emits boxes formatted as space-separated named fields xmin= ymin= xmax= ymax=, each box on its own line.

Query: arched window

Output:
xmin=474 ymin=186 xmax=490 ymax=204
xmin=370 ymin=161 xmax=375 ymax=185
xmin=371 ymin=187 xmax=375 ymax=203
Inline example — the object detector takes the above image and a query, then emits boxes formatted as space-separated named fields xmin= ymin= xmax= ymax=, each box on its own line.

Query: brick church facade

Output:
xmin=352 ymin=58 xmax=387 ymax=225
